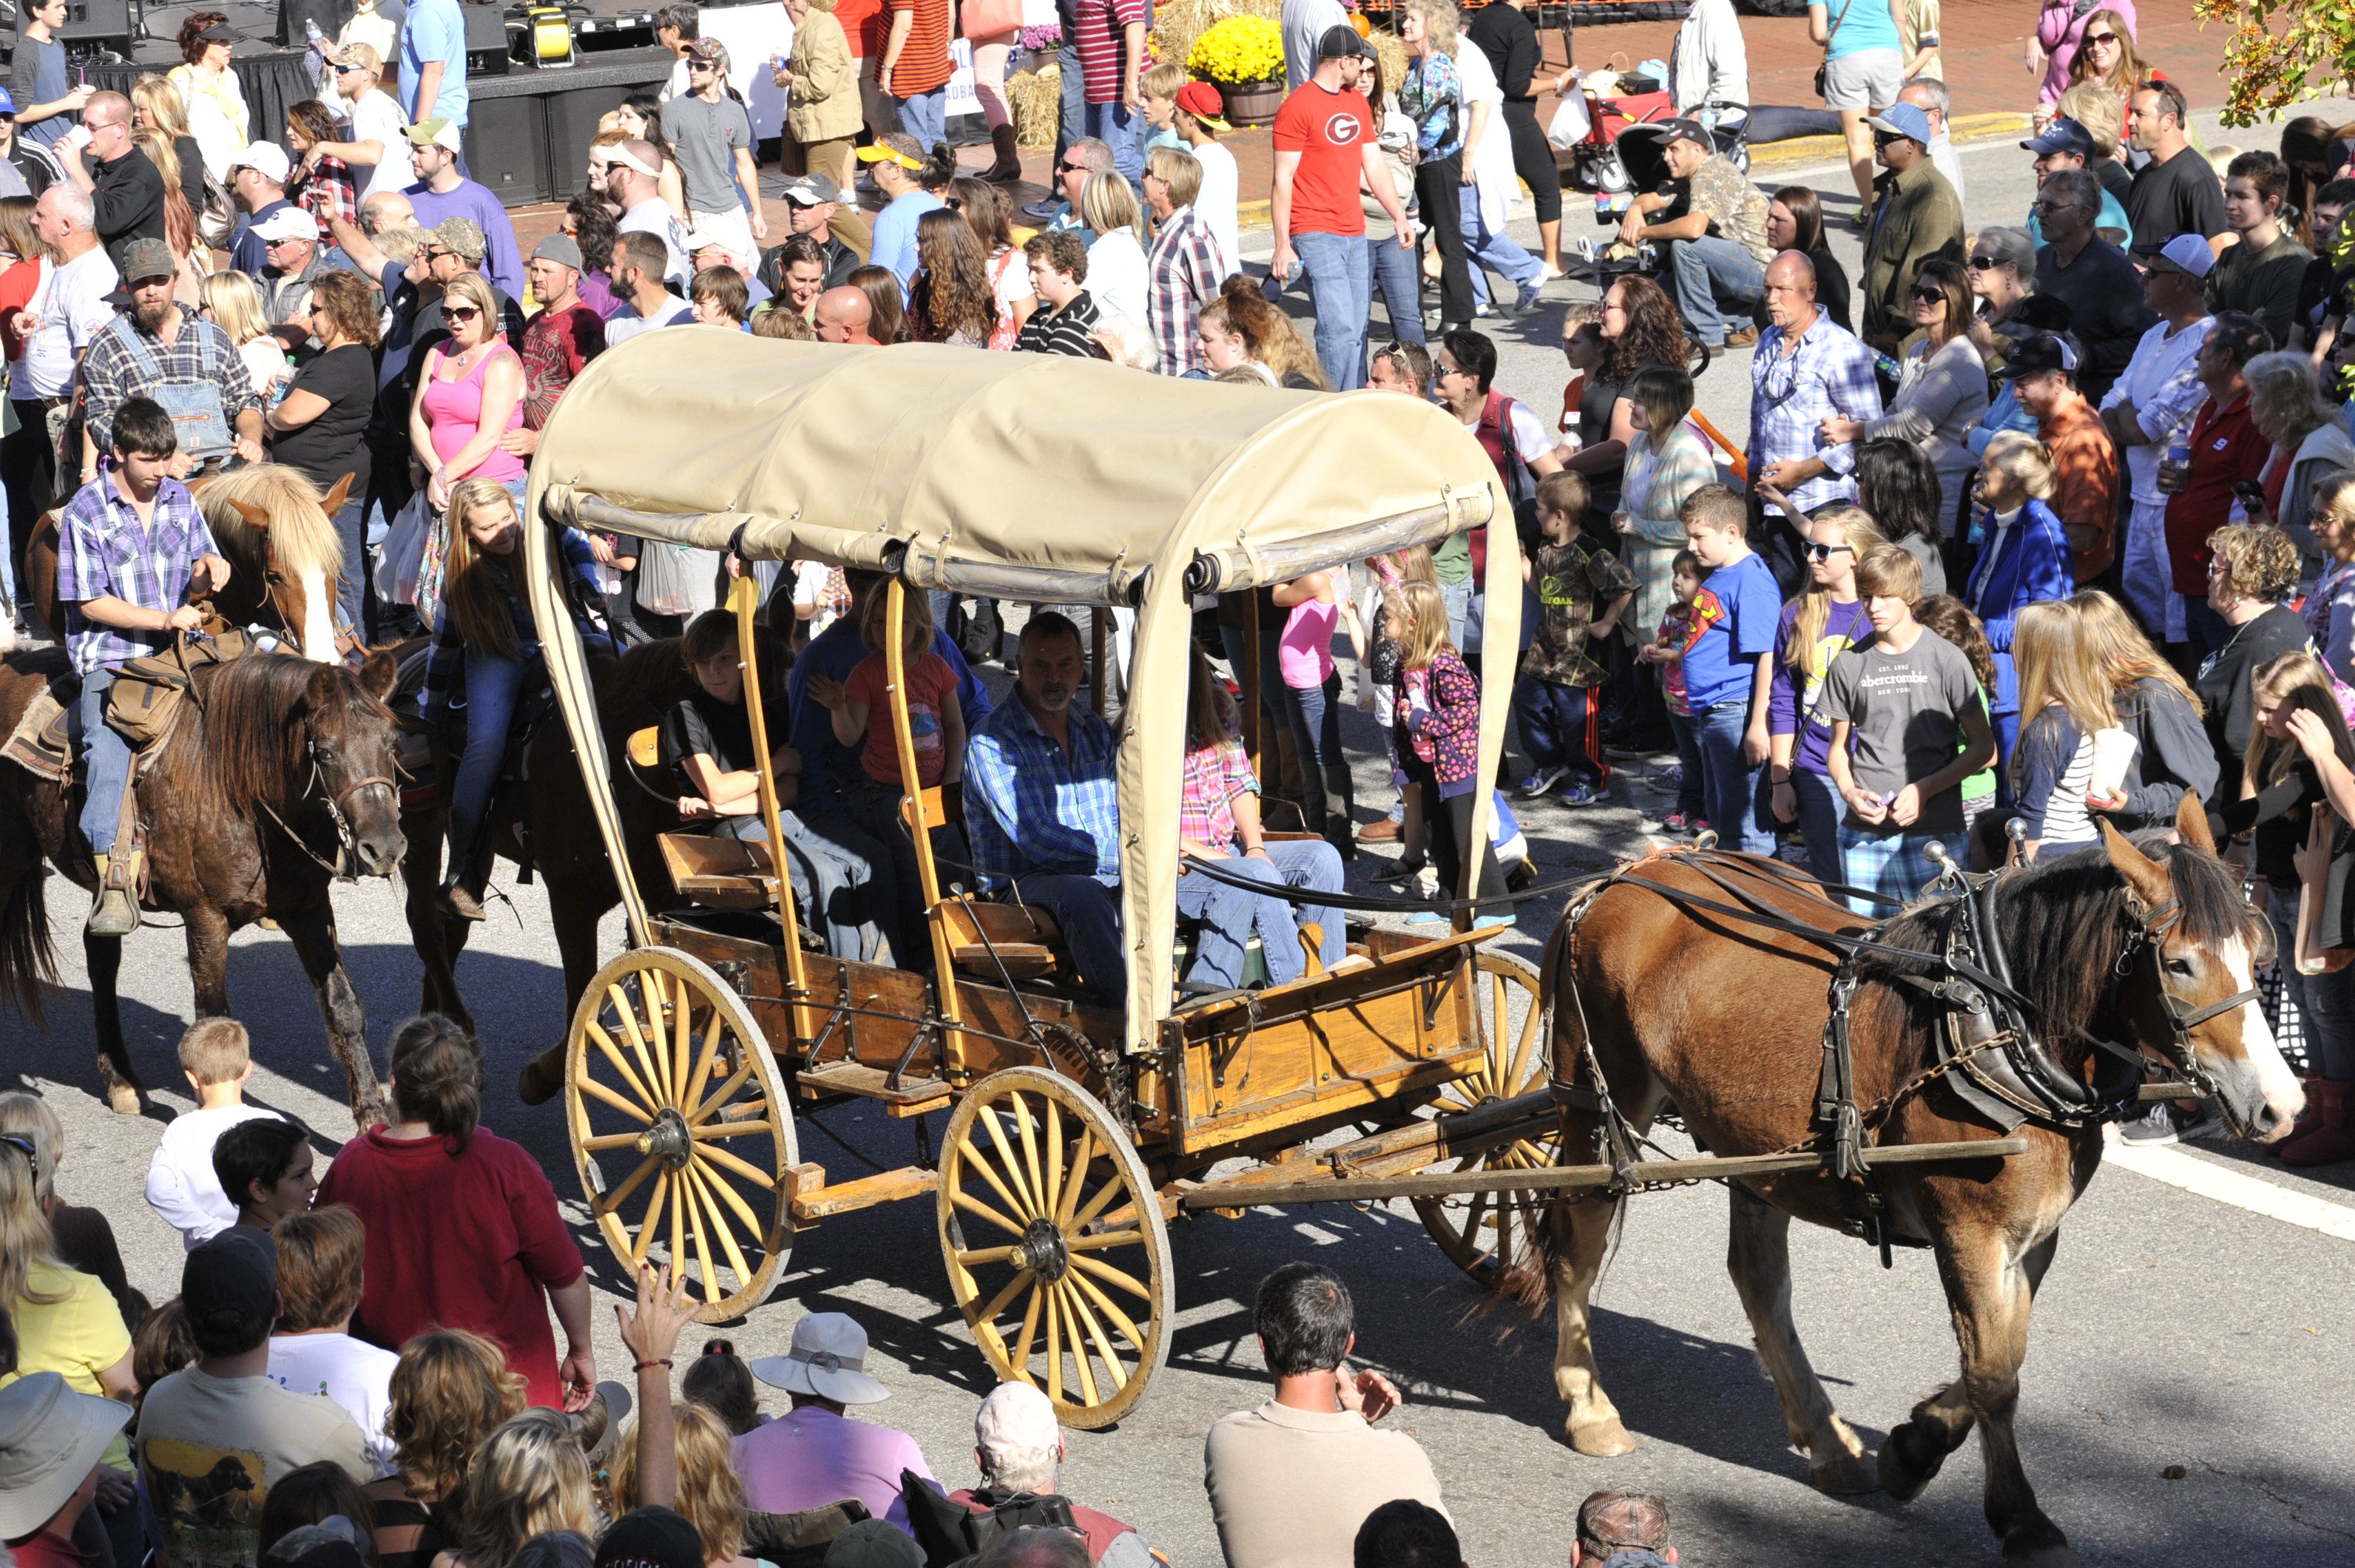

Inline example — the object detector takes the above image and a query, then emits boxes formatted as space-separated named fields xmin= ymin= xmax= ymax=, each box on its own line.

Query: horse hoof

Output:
xmin=1809 ymin=1451 xmax=1882 ymax=1495
xmin=516 ymin=1050 xmax=567 ymax=1107
xmin=1567 ymin=1416 xmax=1638 ymax=1456
xmin=1876 ymin=1423 xmax=1947 ymax=1502
xmin=104 ymin=1084 xmax=142 ymax=1115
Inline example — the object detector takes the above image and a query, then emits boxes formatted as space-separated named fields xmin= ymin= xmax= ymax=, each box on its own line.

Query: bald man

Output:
xmin=814 ymin=286 xmax=876 ymax=345
xmin=603 ymin=137 xmax=690 ymax=287
xmin=361 ymin=191 xmax=416 ymax=237
xmin=60 ymin=89 xmax=163 ymax=266
xmin=1746 ymin=249 xmax=1882 ymax=518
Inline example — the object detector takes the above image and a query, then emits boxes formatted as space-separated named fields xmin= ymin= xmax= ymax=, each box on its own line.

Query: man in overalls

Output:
xmin=75 ymin=238 xmax=262 ymax=484
xmin=53 ymin=394 xmax=231 ymax=933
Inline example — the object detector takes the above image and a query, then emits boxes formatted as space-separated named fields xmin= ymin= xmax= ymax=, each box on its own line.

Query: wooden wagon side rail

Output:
xmin=1177 ymin=1137 xmax=2032 ymax=1210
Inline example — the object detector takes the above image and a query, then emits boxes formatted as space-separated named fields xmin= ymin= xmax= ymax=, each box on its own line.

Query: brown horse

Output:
xmin=1527 ymin=803 xmax=2300 ymax=1565
xmin=397 ymin=635 xmax=693 ymax=1069
xmin=24 ymin=468 xmax=354 ymax=663
xmin=0 ymin=645 xmax=406 ymax=1123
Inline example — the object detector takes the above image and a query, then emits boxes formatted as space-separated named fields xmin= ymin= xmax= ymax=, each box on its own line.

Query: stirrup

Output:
xmin=437 ymin=878 xmax=487 ymax=923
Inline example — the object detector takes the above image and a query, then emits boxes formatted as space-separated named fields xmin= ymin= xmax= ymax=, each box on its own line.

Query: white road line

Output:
xmin=2104 ymin=1135 xmax=2355 ymax=1244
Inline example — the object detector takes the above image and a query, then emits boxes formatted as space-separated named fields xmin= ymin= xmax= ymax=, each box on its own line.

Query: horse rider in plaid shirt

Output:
xmin=1748 ymin=251 xmax=1885 ymax=517
xmin=962 ymin=612 xmax=1126 ymax=1004
xmin=53 ymin=395 xmax=230 ymax=936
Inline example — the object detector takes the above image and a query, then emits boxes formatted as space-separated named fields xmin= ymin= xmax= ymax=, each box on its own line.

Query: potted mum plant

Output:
xmin=1187 ymin=16 xmax=1285 ymax=126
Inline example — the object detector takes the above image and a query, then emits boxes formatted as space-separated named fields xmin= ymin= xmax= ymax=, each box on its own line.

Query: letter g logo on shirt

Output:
xmin=1324 ymin=113 xmax=1359 ymax=145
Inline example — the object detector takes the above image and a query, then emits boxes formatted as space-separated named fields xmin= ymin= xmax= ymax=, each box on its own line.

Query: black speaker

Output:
xmin=277 ymin=0 xmax=354 ymax=48
xmin=57 ymin=0 xmax=134 ymax=56
xmin=464 ymin=1 xmax=511 ymax=75
xmin=460 ymin=94 xmax=547 ymax=204
xmin=544 ymin=84 xmax=619 ymax=202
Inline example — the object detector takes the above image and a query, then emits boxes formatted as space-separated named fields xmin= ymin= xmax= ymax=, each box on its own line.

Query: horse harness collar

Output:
xmin=1550 ymin=848 xmax=2256 ymax=1264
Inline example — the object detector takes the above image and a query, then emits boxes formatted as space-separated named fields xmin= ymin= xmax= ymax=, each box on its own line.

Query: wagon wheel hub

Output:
xmin=1018 ymin=1217 xmax=1071 ymax=1282
xmin=636 ymin=1107 xmax=695 ymax=1170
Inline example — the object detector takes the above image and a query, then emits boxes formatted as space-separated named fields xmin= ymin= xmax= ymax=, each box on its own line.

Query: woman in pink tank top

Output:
xmin=1271 ymin=569 xmax=1364 ymax=858
xmin=408 ymin=274 xmax=527 ymax=513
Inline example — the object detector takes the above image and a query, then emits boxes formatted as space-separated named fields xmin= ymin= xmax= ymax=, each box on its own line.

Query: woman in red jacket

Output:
xmin=316 ymin=1016 xmax=595 ymax=1410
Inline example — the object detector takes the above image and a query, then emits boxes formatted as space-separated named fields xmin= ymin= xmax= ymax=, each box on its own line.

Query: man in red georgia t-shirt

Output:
xmin=1271 ymin=24 xmax=1410 ymax=392
xmin=2162 ymin=311 xmax=2271 ymax=658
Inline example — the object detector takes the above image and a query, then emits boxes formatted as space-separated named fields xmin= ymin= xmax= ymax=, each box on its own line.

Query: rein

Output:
xmin=258 ymin=749 xmax=395 ymax=881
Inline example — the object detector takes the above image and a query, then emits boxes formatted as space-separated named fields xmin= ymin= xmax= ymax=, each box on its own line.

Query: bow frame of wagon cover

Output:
xmin=513 ymin=331 xmax=1994 ymax=1430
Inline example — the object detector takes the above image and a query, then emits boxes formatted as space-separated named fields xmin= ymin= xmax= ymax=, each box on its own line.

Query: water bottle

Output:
xmin=2156 ymin=424 xmax=2192 ymax=495
xmin=305 ymin=18 xmax=327 ymax=54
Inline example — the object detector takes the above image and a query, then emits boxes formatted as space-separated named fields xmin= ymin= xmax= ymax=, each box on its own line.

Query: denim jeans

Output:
xmin=1439 ymin=576 xmax=1473 ymax=652
xmin=1693 ymin=696 xmax=1771 ymax=854
xmin=76 ymin=669 xmax=133 ymax=854
xmin=1010 ymin=871 xmax=1125 ymax=1004
xmin=1360 ymin=229 xmax=1425 ymax=345
xmin=1667 ymin=234 xmax=1767 ymax=348
xmin=1459 ymin=185 xmax=1542 ymax=310
xmin=448 ymin=649 xmax=528 ymax=834
xmin=1666 ymin=708 xmax=1704 ymax=820
xmin=1083 ymin=98 xmax=1143 ymax=184
xmin=1283 ymin=669 xmax=1354 ymax=854
xmin=1175 ymin=839 xmax=1345 ymax=989
xmin=1054 ymin=41 xmax=1084 ymax=160
xmin=1783 ymin=766 xmax=1845 ymax=885
xmin=711 ymin=808 xmax=896 ymax=964
xmin=895 ymin=87 xmax=947 ymax=150
xmin=1291 ymin=230 xmax=1371 ymax=391
xmin=331 ymin=494 xmax=367 ymax=638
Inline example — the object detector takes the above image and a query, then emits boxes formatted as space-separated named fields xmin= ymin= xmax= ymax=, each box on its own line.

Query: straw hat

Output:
xmin=0 ymin=1372 xmax=130 ymax=1538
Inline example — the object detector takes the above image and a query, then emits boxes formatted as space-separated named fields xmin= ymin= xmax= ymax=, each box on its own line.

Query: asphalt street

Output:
xmin=10 ymin=106 xmax=2355 ymax=1568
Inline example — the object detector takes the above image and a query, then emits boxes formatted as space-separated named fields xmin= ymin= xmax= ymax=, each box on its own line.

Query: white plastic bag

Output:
xmin=374 ymin=492 xmax=430 ymax=610
xmin=1547 ymin=90 xmax=1592 ymax=151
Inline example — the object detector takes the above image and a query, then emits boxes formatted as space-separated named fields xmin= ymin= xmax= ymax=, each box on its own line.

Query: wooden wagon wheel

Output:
xmin=1413 ymin=950 xmax=1562 ymax=1289
xmin=938 ymin=1067 xmax=1174 ymax=1430
xmin=565 ymin=947 xmax=797 ymax=1322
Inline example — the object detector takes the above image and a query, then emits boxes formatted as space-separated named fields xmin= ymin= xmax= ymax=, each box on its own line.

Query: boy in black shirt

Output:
xmin=1514 ymin=470 xmax=1634 ymax=807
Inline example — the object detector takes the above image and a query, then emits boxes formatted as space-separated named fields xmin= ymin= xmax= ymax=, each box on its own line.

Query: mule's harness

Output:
xmin=1549 ymin=845 xmax=2260 ymax=1263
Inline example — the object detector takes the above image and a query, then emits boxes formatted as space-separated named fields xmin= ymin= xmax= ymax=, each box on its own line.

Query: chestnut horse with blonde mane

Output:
xmin=1525 ymin=804 xmax=2300 ymax=1566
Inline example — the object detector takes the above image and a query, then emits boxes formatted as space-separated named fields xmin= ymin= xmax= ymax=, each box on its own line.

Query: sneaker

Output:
xmin=1652 ymin=765 xmax=1683 ymax=793
xmin=1515 ymin=277 xmax=1544 ymax=314
xmin=1403 ymin=910 xmax=1450 ymax=929
xmin=1020 ymin=197 xmax=1063 ymax=220
xmin=1559 ymin=782 xmax=1605 ymax=807
xmin=1724 ymin=324 xmax=1759 ymax=348
xmin=1473 ymin=913 xmax=1517 ymax=930
xmin=2116 ymin=1102 xmax=2184 ymax=1146
xmin=1519 ymin=765 xmax=1569 ymax=797
xmin=1660 ymin=811 xmax=1695 ymax=834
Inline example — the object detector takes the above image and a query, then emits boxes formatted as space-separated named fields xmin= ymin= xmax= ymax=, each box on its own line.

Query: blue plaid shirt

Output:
xmin=53 ymin=472 xmax=216 ymax=677
xmin=1746 ymin=314 xmax=1885 ymax=515
xmin=964 ymin=695 xmax=1121 ymax=889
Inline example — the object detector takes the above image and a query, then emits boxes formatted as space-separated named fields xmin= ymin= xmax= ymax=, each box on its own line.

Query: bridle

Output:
xmin=259 ymin=732 xmax=397 ymax=881
xmin=2112 ymin=892 xmax=2265 ymax=1123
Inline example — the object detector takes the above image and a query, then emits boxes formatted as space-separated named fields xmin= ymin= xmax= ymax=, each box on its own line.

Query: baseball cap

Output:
xmin=533 ymin=233 xmax=584 ymax=271
xmin=431 ymin=215 xmax=488 ymax=263
xmin=184 ymin=1226 xmax=277 ymax=1323
xmin=822 ymin=1521 xmax=922 ymax=1568
xmin=331 ymin=41 xmax=381 ymax=71
xmin=973 ymin=1380 xmax=1061 ymax=1455
xmin=595 ymin=1507 xmax=704 ymax=1568
xmin=2021 ymin=118 xmax=2092 ymax=159
xmin=685 ymin=37 xmax=727 ymax=63
xmin=251 ymin=207 xmax=320 ymax=244
xmin=683 ymin=224 xmax=737 ymax=261
xmin=779 ymin=172 xmax=841 ymax=206
xmin=0 ymin=1372 xmax=129 ymax=1539
xmin=1657 ymin=118 xmax=1711 ymax=150
xmin=229 ymin=140 xmax=292 ymax=184
xmin=195 ymin=20 xmax=239 ymax=42
xmin=116 ymin=237 xmax=177 ymax=285
xmin=1994 ymin=332 xmax=2080 ymax=380
xmin=855 ymin=133 xmax=925 ymax=171
xmin=1867 ymin=103 xmax=1933 ymax=146
xmin=403 ymin=117 xmax=466 ymax=154
xmin=2135 ymin=233 xmax=2217 ymax=280
xmin=0 ymin=88 xmax=17 ymax=117
xmin=1317 ymin=22 xmax=1368 ymax=59
xmin=1174 ymin=81 xmax=1227 ymax=130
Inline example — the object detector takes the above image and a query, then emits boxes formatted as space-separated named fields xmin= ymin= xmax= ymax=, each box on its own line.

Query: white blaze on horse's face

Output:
xmin=2220 ymin=936 xmax=2305 ymax=1141
xmin=294 ymin=564 xmax=337 ymax=664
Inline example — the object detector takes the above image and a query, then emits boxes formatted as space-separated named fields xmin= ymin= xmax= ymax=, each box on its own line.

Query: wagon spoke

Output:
xmin=975 ymin=1265 xmax=1036 ymax=1327
xmin=1058 ymin=1283 xmax=1102 ymax=1406
xmin=593 ymin=1155 xmax=661 ymax=1217
xmin=1043 ymin=1275 xmax=1064 ymax=1403
xmin=1503 ymin=976 xmax=1542 ymax=1094
xmin=1068 ymin=1168 xmax=1128 ymax=1232
xmin=680 ymin=1001 xmax=728 ymax=1123
xmin=631 ymin=1172 xmax=669 ymax=1267
xmin=1068 ymin=1251 xmax=1151 ymax=1300
xmin=670 ymin=979 xmax=695 ymax=1106
xmin=585 ymin=1020 xmax=658 ymax=1110
xmin=1011 ymin=1091 xmax=1047 ymax=1223
xmin=686 ymin=1059 xmax=756 ymax=1128
xmin=609 ymin=981 xmax=670 ymax=1105
xmin=682 ymin=1167 xmax=720 ymax=1304
xmin=958 ymin=1136 xmax=1034 ymax=1226
xmin=692 ymin=1121 xmax=776 ymax=1140
xmin=1066 ymin=1229 xmax=1143 ymax=1252
xmin=696 ymin=1141 xmax=778 ymax=1190
xmin=1067 ymin=1264 xmax=1146 ymax=1352
xmin=1010 ymin=1274 xmax=1045 ymax=1371
xmin=692 ymin=1153 xmax=766 ymax=1243
xmin=1044 ymin=1098 xmax=1065 ymax=1235
xmin=1064 ymin=1280 xmax=1128 ymax=1394
xmin=576 ymin=1070 xmax=655 ymax=1126
xmin=686 ymin=1164 xmax=753 ymax=1294
xmin=950 ymin=1188 xmax=1029 ymax=1240
xmin=981 ymin=1101 xmax=1041 ymax=1219
xmin=643 ymin=968 xmax=674 ymax=1101
xmin=1057 ymin=1127 xmax=1095 ymax=1229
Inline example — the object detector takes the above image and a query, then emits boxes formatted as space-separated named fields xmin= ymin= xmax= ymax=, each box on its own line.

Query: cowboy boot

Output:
xmin=983 ymin=124 xmax=1023 ymax=183
xmin=87 ymin=849 xmax=141 ymax=937
xmin=436 ymin=811 xmax=491 ymax=923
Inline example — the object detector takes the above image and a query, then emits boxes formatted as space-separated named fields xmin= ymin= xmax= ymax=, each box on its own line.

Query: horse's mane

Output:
xmin=196 ymin=466 xmax=344 ymax=581
xmin=1862 ymin=830 xmax=2260 ymax=1044
xmin=193 ymin=654 xmax=380 ymax=808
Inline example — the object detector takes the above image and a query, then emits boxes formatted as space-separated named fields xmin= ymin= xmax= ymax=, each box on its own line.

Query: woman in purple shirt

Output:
xmin=734 ymin=1314 xmax=938 ymax=1535
xmin=1766 ymin=504 xmax=1885 ymax=882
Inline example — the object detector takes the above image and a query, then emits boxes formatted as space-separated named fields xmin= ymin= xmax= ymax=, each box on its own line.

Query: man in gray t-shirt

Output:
xmin=1820 ymin=545 xmax=1995 ymax=908
xmin=659 ymin=39 xmax=766 ymax=264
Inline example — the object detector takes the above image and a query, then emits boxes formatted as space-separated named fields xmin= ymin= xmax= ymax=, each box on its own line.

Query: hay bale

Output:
xmin=1008 ymin=64 xmax=1061 ymax=149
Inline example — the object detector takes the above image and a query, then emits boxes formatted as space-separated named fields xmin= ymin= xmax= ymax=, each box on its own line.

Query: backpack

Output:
xmin=901 ymin=1473 xmax=1084 ymax=1568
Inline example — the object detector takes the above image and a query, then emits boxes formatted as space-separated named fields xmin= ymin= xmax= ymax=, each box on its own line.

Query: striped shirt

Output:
xmin=883 ymin=0 xmax=953 ymax=95
xmin=1074 ymin=0 xmax=1145 ymax=105
xmin=1014 ymin=291 xmax=1101 ymax=357
xmin=53 ymin=472 xmax=216 ymax=676
xmin=1146 ymin=206 xmax=1226 ymax=377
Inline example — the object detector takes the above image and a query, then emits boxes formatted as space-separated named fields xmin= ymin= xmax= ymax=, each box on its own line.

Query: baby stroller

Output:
xmin=1608 ymin=104 xmax=1752 ymax=197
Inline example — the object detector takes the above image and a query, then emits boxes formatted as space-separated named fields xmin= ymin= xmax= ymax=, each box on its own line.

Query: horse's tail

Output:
xmin=0 ymin=846 xmax=54 ymax=1022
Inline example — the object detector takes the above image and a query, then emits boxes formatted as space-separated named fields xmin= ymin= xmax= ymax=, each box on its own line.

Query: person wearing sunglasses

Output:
xmin=1854 ymin=101 xmax=1962 ymax=353
xmin=1020 ymin=135 xmax=1112 ymax=232
xmin=663 ymin=38 xmax=766 ymax=269
xmin=2126 ymin=81 xmax=2229 ymax=256
xmin=1822 ymin=257 xmax=1985 ymax=534
xmin=303 ymin=43 xmax=409 ymax=208
xmin=2020 ymin=118 xmax=2129 ymax=250
xmin=2028 ymin=0 xmax=2135 ymax=129
xmin=2062 ymin=9 xmax=2143 ymax=103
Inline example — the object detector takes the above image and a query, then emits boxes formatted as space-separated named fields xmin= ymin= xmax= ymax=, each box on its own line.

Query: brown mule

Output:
xmin=1524 ymin=797 xmax=2301 ymax=1566
xmin=0 ymin=646 xmax=406 ymax=1123
xmin=396 ymin=635 xmax=695 ymax=1090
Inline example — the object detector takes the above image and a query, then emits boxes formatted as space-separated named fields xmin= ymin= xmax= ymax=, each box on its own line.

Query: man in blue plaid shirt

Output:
xmin=1747 ymin=251 xmax=1884 ymax=518
xmin=964 ymin=611 xmax=1126 ymax=1004
xmin=53 ymin=396 xmax=231 ymax=935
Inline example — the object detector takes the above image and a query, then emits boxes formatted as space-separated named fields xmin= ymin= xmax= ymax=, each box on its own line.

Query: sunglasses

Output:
xmin=2084 ymin=31 xmax=2118 ymax=44
xmin=1057 ymin=161 xmax=1086 ymax=174
xmin=1966 ymin=255 xmax=2001 ymax=269
xmin=423 ymin=247 xmax=456 ymax=261
xmin=1803 ymin=541 xmax=1855 ymax=562
xmin=334 ymin=62 xmax=365 ymax=73
xmin=1910 ymin=284 xmax=1947 ymax=302
xmin=445 ymin=305 xmax=482 ymax=321
xmin=0 ymin=1133 xmax=33 ymax=1163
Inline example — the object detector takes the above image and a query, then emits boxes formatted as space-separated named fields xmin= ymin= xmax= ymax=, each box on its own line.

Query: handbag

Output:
xmin=1814 ymin=0 xmax=1850 ymax=99
xmin=959 ymin=0 xmax=1023 ymax=38
xmin=2294 ymin=805 xmax=2354 ymax=974
xmin=374 ymin=490 xmax=430 ymax=609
